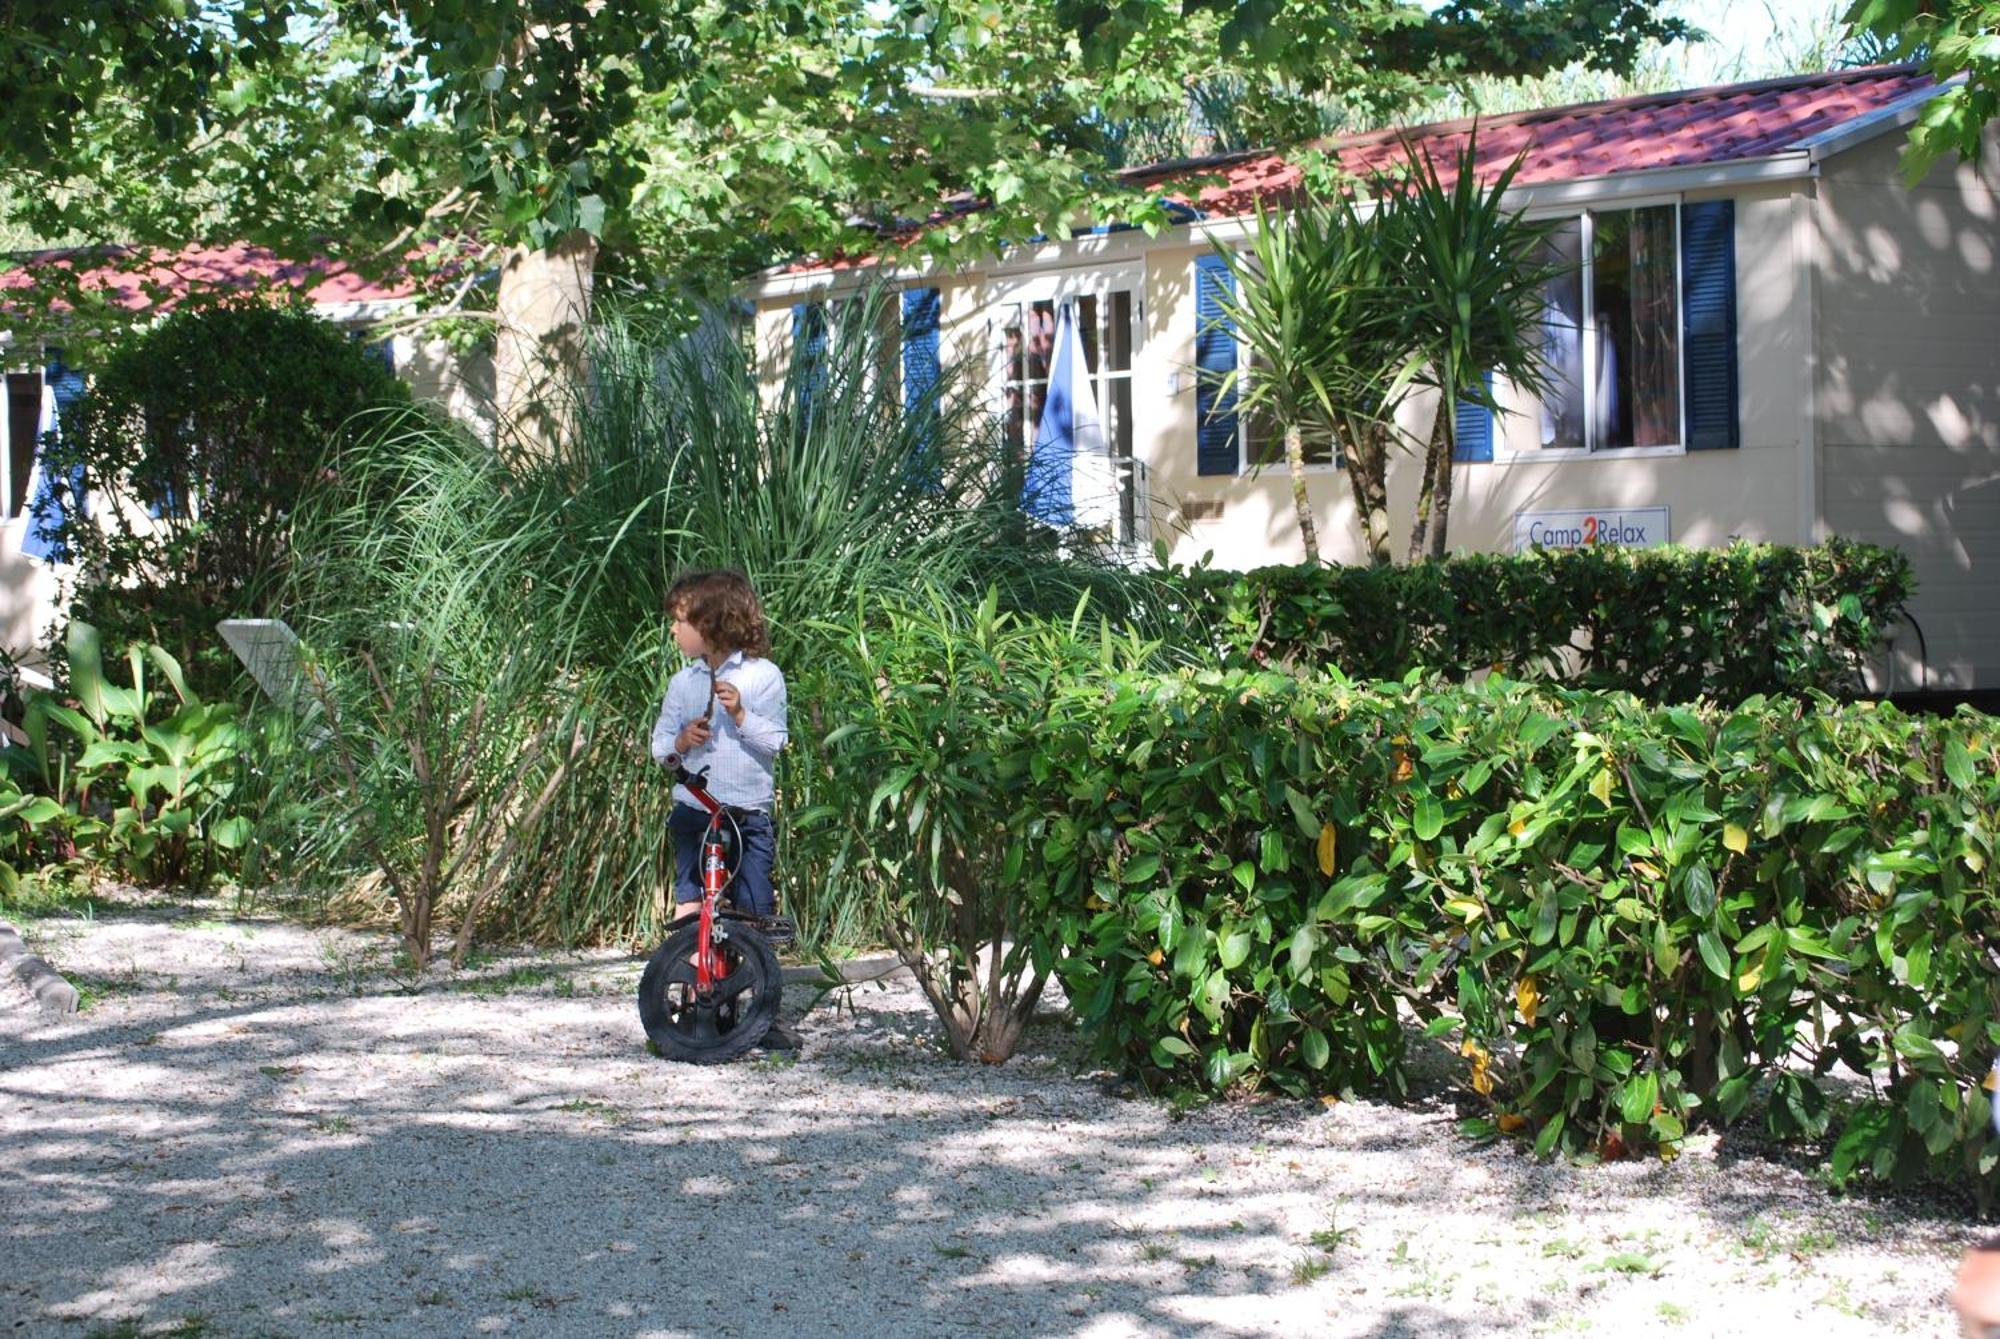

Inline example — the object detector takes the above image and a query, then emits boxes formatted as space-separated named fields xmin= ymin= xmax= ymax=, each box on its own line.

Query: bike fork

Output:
xmin=696 ymin=834 xmax=727 ymax=989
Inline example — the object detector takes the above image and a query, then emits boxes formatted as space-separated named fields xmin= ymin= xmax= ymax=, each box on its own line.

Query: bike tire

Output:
xmin=637 ymin=921 xmax=782 ymax=1064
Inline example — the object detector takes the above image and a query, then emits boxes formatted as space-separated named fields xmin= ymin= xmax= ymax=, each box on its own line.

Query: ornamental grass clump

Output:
xmin=263 ymin=292 xmax=1170 ymax=957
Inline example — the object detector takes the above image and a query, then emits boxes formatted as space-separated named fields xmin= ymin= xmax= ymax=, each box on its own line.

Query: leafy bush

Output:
xmin=1035 ymin=670 xmax=1997 ymax=1190
xmin=812 ymin=610 xmax=1997 ymax=1188
xmin=1171 ymin=538 xmax=1912 ymax=701
xmin=8 ymin=622 xmax=252 ymax=888
xmin=809 ymin=588 xmax=1152 ymax=1060
xmin=0 ymin=774 xmax=64 ymax=898
xmin=34 ymin=301 xmax=408 ymax=692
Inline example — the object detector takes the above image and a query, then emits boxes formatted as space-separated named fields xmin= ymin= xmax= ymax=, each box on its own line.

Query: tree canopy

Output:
xmin=1845 ymin=0 xmax=2000 ymax=181
xmin=2 ymin=0 xmax=1693 ymax=326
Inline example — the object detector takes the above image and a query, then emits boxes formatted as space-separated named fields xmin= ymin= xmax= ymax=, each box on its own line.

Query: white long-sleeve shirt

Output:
xmin=649 ymin=651 xmax=788 ymax=811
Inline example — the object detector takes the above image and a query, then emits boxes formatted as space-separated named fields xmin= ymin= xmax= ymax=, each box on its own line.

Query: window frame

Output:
xmin=1237 ymin=345 xmax=1340 ymax=475
xmin=984 ymin=260 xmax=1145 ymax=462
xmin=1493 ymin=192 xmax=1690 ymax=464
xmin=1 ymin=368 xmax=46 ymax=524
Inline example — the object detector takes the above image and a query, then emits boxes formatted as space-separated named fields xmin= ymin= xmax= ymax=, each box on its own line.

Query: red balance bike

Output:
xmin=637 ymin=758 xmax=794 ymax=1063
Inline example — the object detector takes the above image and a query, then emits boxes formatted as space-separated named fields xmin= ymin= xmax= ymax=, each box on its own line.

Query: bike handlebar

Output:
xmin=662 ymin=753 xmax=723 ymax=816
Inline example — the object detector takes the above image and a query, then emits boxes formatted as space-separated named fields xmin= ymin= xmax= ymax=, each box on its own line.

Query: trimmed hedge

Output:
xmin=817 ymin=624 xmax=1998 ymax=1194
xmin=1171 ymin=538 xmax=1912 ymax=702
xmin=1038 ymin=671 xmax=1998 ymax=1186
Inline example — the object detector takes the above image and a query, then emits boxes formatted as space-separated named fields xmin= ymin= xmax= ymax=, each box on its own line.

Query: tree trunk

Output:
xmin=1341 ymin=417 xmax=1394 ymax=566
xmin=1426 ymin=413 xmax=1458 ymax=561
xmin=493 ymin=230 xmax=599 ymax=461
xmin=1282 ymin=422 xmax=1322 ymax=566
xmin=1407 ymin=405 xmax=1450 ymax=563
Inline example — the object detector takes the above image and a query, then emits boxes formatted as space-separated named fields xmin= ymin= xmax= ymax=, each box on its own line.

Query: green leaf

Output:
xmin=1413 ymin=794 xmax=1444 ymax=841
xmin=1288 ymin=924 xmax=1319 ymax=980
xmin=1533 ymin=1110 xmax=1566 ymax=1158
xmin=65 ymin=620 xmax=108 ymax=727
xmin=210 ymin=815 xmax=251 ymax=850
xmin=1218 ymin=929 xmax=1253 ymax=971
xmin=1944 ymin=738 xmax=1975 ymax=790
xmin=1285 ymin=785 xmax=1318 ymax=840
xmin=1696 ymin=931 xmax=1730 ymax=982
xmin=1121 ymin=852 xmax=1161 ymax=885
xmin=1299 ymin=1025 xmax=1330 ymax=1070
xmin=1620 ymin=1071 xmax=1659 ymax=1125
xmin=14 ymin=796 xmax=63 ymax=825
xmin=1231 ymin=860 xmax=1256 ymax=894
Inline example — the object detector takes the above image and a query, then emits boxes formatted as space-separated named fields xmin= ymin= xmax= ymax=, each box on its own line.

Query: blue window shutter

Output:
xmin=1452 ymin=371 xmax=1495 ymax=462
xmin=1680 ymin=200 xmax=1739 ymax=451
xmin=1194 ymin=254 xmax=1239 ymax=477
xmin=21 ymin=351 xmax=88 ymax=562
xmin=900 ymin=287 xmax=942 ymax=486
xmin=791 ymin=301 xmax=828 ymax=431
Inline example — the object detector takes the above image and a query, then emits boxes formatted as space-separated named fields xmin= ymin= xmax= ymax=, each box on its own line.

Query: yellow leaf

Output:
xmin=1589 ymin=768 xmax=1614 ymax=806
xmin=1146 ymin=948 xmax=1164 ymax=966
xmin=1723 ymin=823 xmax=1749 ymax=854
xmin=1319 ymin=1094 xmax=1339 ymax=1108
xmin=1984 ymin=1065 xmax=1998 ymax=1093
xmin=1515 ymin=977 xmax=1540 ymax=1026
xmin=1736 ymin=964 xmax=1762 ymax=993
xmin=1459 ymin=1038 xmax=1487 ymax=1061
xmin=1632 ymin=860 xmax=1662 ymax=882
xmin=1317 ymin=822 xmax=1337 ymax=877
xmin=1497 ymin=1112 xmax=1527 ymax=1133
xmin=1471 ymin=1066 xmax=1494 ymax=1097
xmin=1508 ymin=817 xmax=1527 ymax=837
xmin=1657 ymin=1141 xmax=1681 ymax=1164
xmin=1443 ymin=897 xmax=1485 ymax=922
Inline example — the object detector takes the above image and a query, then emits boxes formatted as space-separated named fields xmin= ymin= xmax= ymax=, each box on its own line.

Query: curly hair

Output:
xmin=666 ymin=568 xmax=771 ymax=658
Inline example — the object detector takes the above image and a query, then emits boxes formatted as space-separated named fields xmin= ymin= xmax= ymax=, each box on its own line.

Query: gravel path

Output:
xmin=0 ymin=891 xmax=1979 ymax=1338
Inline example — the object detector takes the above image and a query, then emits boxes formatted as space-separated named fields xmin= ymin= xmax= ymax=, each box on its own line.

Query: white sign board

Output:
xmin=1513 ymin=506 xmax=1670 ymax=552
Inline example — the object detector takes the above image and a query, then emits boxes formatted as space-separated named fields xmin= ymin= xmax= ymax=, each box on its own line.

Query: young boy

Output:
xmin=648 ymin=568 xmax=798 ymax=1047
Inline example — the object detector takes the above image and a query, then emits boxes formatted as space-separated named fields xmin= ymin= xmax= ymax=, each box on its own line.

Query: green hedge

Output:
xmin=1038 ymin=671 xmax=1997 ymax=1185
xmin=817 ymin=623 xmax=1997 ymax=1193
xmin=1170 ymin=538 xmax=1912 ymax=702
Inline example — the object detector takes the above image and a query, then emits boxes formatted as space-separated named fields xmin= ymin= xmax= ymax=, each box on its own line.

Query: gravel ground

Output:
xmin=0 ymin=889 xmax=1980 ymax=1338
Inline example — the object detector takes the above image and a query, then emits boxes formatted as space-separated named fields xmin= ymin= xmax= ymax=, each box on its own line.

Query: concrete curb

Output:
xmin=0 ymin=922 xmax=80 ymax=1015
xmin=780 ymin=953 xmax=911 ymax=987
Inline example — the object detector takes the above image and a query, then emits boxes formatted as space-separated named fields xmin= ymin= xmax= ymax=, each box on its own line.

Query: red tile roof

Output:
xmin=778 ymin=65 xmax=1937 ymax=276
xmin=1137 ymin=65 xmax=1936 ymax=217
xmin=0 ymin=241 xmax=413 ymax=317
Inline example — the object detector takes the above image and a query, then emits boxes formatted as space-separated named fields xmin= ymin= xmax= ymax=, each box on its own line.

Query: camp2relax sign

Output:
xmin=1513 ymin=507 xmax=1670 ymax=552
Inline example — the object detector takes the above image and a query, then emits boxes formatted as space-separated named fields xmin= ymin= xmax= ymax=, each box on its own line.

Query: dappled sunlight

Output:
xmin=2 ymin=902 xmax=1974 ymax=1337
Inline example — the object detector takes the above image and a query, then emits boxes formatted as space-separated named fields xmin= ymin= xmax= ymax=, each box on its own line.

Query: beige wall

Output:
xmin=1144 ymin=182 xmax=1813 ymax=566
xmin=1815 ymin=124 xmax=2000 ymax=689
xmin=398 ymin=335 xmax=496 ymax=442
xmin=0 ymin=329 xmax=499 ymax=667
xmin=0 ymin=518 xmax=59 ymax=662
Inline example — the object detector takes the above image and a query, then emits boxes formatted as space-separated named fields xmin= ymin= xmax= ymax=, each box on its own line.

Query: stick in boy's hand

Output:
xmin=674 ymin=715 xmax=712 ymax=753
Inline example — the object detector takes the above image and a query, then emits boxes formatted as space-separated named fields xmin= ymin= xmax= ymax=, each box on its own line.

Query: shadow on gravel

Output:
xmin=0 ymin=930 xmax=1975 ymax=1338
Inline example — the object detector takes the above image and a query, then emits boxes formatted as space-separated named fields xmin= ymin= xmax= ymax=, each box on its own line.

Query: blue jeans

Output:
xmin=669 ymin=802 xmax=776 ymax=917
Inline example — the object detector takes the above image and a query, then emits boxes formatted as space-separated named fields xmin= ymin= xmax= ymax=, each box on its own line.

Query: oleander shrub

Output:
xmin=1169 ymin=537 xmax=1912 ymax=701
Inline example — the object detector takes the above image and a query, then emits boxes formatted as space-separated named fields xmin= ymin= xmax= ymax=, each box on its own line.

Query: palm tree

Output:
xmin=1383 ymin=134 xmax=1561 ymax=561
xmin=1209 ymin=195 xmax=1418 ymax=565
